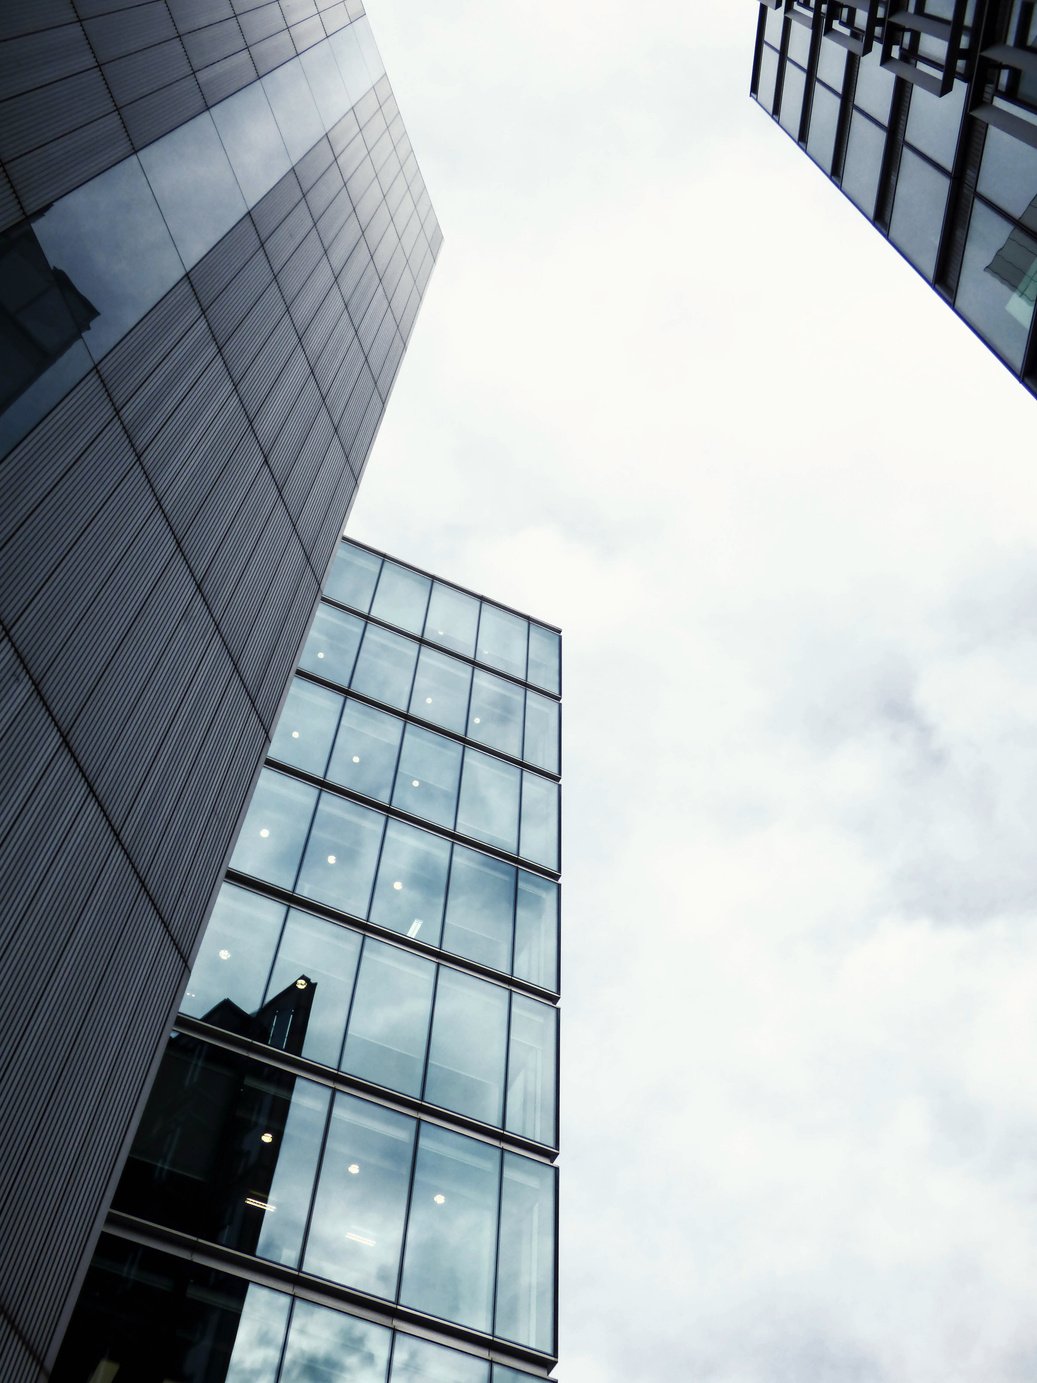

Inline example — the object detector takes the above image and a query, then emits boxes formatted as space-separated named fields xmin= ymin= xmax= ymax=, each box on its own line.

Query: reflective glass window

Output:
xmin=442 ymin=846 xmax=515 ymax=973
xmin=220 ymin=1282 xmax=291 ymax=1382
xmin=456 ymin=751 xmax=520 ymax=853
xmin=369 ymin=819 xmax=451 ymax=945
xmin=139 ymin=113 xmax=247 ymax=270
xmin=424 ymin=582 xmax=479 ymax=657
xmin=211 ymin=80 xmax=291 ymax=206
xmin=758 ymin=44 xmax=779 ymax=111
xmin=326 ymin=543 xmax=382 ymax=612
xmin=300 ymin=603 xmax=364 ymax=685
xmin=476 ymin=605 xmax=527 ymax=679
xmin=281 ymin=1299 xmax=392 ymax=1383
xmin=371 ymin=559 xmax=431 ymax=634
xmin=519 ymin=772 xmax=560 ymax=870
xmin=262 ymin=55 xmax=325 ymax=163
xmin=409 ymin=646 xmax=471 ymax=734
xmin=269 ymin=678 xmax=342 ymax=777
xmin=852 ymin=52 xmax=895 ymax=120
xmin=468 ymin=670 xmax=523 ymax=758
xmin=264 ymin=910 xmax=362 ymax=1068
xmin=328 ymin=699 xmax=403 ymax=802
xmin=342 ymin=940 xmax=435 ymax=1097
xmin=527 ymin=623 xmax=560 ymax=695
xmin=300 ymin=41 xmax=350 ymax=131
xmin=494 ymin=1155 xmax=555 ymax=1352
xmin=399 ymin=1125 xmax=500 ymax=1331
xmin=424 ymin=969 xmax=508 ymax=1125
xmin=305 ymin=1094 xmax=415 ymax=1298
xmin=506 ymin=997 xmax=558 ymax=1146
xmin=230 ymin=770 xmax=317 ymax=888
xmin=523 ymin=691 xmax=559 ymax=773
xmin=841 ymin=110 xmax=886 ymax=213
xmin=764 ymin=6 xmax=784 ymax=45
xmin=390 ymin=1335 xmax=487 ymax=1383
xmin=393 ymin=724 xmax=462 ymax=829
xmin=889 ymin=149 xmax=949 ymax=278
xmin=182 ymin=884 xmax=284 ymax=1021
xmin=780 ymin=61 xmax=807 ymax=136
xmin=905 ymin=80 xmax=965 ymax=169
xmin=331 ymin=23 xmax=371 ymax=103
xmin=296 ymin=792 xmax=385 ymax=917
xmin=514 ymin=873 xmax=559 ymax=991
xmin=351 ymin=624 xmax=418 ymax=710
xmin=807 ymin=82 xmax=841 ymax=172
xmin=977 ymin=125 xmax=1037 ymax=221
xmin=254 ymin=1077 xmax=331 ymax=1270
xmin=956 ymin=199 xmax=1036 ymax=371
xmin=816 ymin=37 xmax=847 ymax=89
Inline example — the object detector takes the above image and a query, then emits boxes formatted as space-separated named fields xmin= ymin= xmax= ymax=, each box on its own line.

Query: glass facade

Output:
xmin=54 ymin=541 xmax=561 ymax=1379
xmin=750 ymin=0 xmax=1037 ymax=397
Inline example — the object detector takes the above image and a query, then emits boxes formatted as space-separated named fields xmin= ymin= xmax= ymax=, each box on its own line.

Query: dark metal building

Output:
xmin=54 ymin=539 xmax=562 ymax=1383
xmin=0 ymin=7 xmax=440 ymax=1377
xmin=750 ymin=0 xmax=1037 ymax=397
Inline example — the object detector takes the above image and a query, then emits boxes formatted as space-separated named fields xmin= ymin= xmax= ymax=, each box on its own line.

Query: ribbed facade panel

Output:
xmin=0 ymin=8 xmax=442 ymax=1372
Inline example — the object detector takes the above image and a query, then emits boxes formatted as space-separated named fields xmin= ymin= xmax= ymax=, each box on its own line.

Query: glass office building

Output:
xmin=0 ymin=8 xmax=439 ymax=1378
xmin=53 ymin=539 xmax=562 ymax=1381
xmin=750 ymin=0 xmax=1037 ymax=397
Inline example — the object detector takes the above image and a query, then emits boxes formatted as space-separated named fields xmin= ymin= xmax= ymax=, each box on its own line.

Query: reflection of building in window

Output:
xmin=986 ymin=193 xmax=1037 ymax=326
xmin=0 ymin=219 xmax=97 ymax=412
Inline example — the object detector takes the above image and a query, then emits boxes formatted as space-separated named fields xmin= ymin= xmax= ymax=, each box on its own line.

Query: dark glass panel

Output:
xmin=956 ymin=199 xmax=1036 ymax=370
xmin=182 ymin=883 xmax=284 ymax=1021
xmin=263 ymin=909 xmax=362 ymax=1068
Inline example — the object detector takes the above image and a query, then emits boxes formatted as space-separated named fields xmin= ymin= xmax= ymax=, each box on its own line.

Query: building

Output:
xmin=749 ymin=0 xmax=1037 ymax=397
xmin=0 ymin=7 xmax=440 ymax=1377
xmin=51 ymin=538 xmax=562 ymax=1382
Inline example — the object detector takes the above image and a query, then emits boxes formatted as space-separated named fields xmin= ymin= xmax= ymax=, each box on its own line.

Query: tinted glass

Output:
xmin=853 ymin=52 xmax=895 ymax=120
xmin=305 ymin=1094 xmax=415 ymax=1298
xmin=211 ymin=80 xmax=291 ymax=207
xmin=956 ymin=200 xmax=1036 ymax=370
xmin=183 ymin=884 xmax=284 ymax=1020
xmin=476 ymin=605 xmax=527 ymax=679
xmin=369 ymin=819 xmax=451 ymax=945
xmin=139 ymin=112 xmax=247 ymax=270
xmin=399 ymin=1125 xmax=499 ymax=1331
xmin=780 ymin=61 xmax=806 ymax=136
xmin=424 ymin=969 xmax=508 ymax=1125
xmin=351 ymin=624 xmax=418 ymax=710
xmin=494 ymin=1154 xmax=555 ymax=1352
xmin=390 ymin=1335 xmax=487 ymax=1383
xmin=514 ymin=873 xmax=559 ymax=991
xmin=230 ymin=771 xmax=318 ymax=888
xmin=300 ymin=604 xmax=364 ymax=685
xmin=442 ymin=846 xmax=515 ymax=973
xmin=393 ymin=724 xmax=462 ymax=828
xmin=889 ymin=149 xmax=948 ymax=277
xmin=808 ymin=82 xmax=840 ymax=173
xmin=468 ymin=670 xmax=523 ymax=758
xmin=519 ymin=772 xmax=559 ymax=870
xmin=506 ymin=996 xmax=558 ymax=1146
xmin=526 ymin=624 xmax=560 ymax=694
xmin=905 ymin=80 xmax=965 ymax=169
xmin=269 ymin=678 xmax=342 ymax=777
xmin=456 ymin=751 xmax=520 ymax=853
xmin=325 ymin=543 xmax=382 ymax=611
xmin=342 ymin=941 xmax=435 ymax=1097
xmin=328 ymin=699 xmax=403 ymax=802
xmin=977 ymin=125 xmax=1037 ymax=221
xmin=424 ymin=582 xmax=479 ymax=657
xmin=841 ymin=110 xmax=886 ymax=214
xmin=264 ymin=910 xmax=362 ymax=1068
xmin=409 ymin=646 xmax=472 ymax=734
xmin=522 ymin=691 xmax=559 ymax=773
xmin=371 ymin=560 xmax=431 ymax=634
xmin=296 ymin=792 xmax=384 ymax=917
xmin=281 ymin=1299 xmax=391 ymax=1383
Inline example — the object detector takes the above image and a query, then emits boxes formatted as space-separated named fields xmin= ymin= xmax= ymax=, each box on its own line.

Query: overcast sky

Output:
xmin=351 ymin=6 xmax=1037 ymax=1380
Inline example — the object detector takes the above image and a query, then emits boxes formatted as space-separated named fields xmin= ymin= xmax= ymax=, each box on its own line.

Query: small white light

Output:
xmin=433 ymin=1194 xmax=446 ymax=1205
xmin=246 ymin=1197 xmax=276 ymax=1212
xmin=346 ymin=1231 xmax=376 ymax=1246
xmin=411 ymin=779 xmax=420 ymax=788
xmin=425 ymin=696 xmax=433 ymax=704
xmin=317 ymin=651 xmax=325 ymax=659
xmin=393 ymin=880 xmax=403 ymax=891
xmin=352 ymin=755 xmax=360 ymax=764
xmin=473 ymin=717 xmax=481 ymax=725
xmin=327 ymin=854 xmax=336 ymax=864
xmin=259 ymin=828 xmax=270 ymax=838
xmin=296 ymin=978 xmax=308 ymax=989
xmin=260 ymin=1132 xmax=274 ymax=1144
xmin=348 ymin=1163 xmax=360 ymax=1175
xmin=291 ymin=730 xmax=300 ymax=739
xmin=218 ymin=949 xmax=231 ymax=961
xmin=407 ymin=920 xmax=423 ymax=937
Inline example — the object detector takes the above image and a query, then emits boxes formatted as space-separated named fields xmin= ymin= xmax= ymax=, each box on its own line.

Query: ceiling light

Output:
xmin=407 ymin=920 xmax=422 ymax=937
xmin=411 ymin=779 xmax=420 ymax=788
xmin=327 ymin=854 xmax=336 ymax=864
xmin=291 ymin=730 xmax=300 ymax=739
xmin=393 ymin=880 xmax=403 ymax=890
xmin=245 ymin=1197 xmax=276 ymax=1211
xmin=352 ymin=754 xmax=360 ymax=763
xmin=317 ymin=651 xmax=325 ymax=659
xmin=259 ymin=828 xmax=270 ymax=838
xmin=260 ymin=1133 xmax=273 ymax=1144
xmin=425 ymin=697 xmax=432 ymax=704
xmin=473 ymin=717 xmax=481 ymax=725
xmin=433 ymin=1194 xmax=445 ymax=1205
xmin=345 ymin=1231 xmax=376 ymax=1246
xmin=348 ymin=1163 xmax=360 ymax=1174
xmin=218 ymin=949 xmax=231 ymax=960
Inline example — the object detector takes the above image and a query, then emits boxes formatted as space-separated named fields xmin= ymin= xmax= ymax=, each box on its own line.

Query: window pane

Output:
xmin=905 ymin=80 xmax=965 ymax=169
xmin=468 ymin=670 xmax=523 ymax=758
xmin=456 ymin=751 xmax=520 ymax=853
xmin=305 ymin=1094 xmax=415 ymax=1299
xmin=138 ymin=112 xmax=248 ymax=270
xmin=369 ymin=820 xmax=451 ymax=945
xmin=371 ymin=559 xmax=431 ymax=635
xmin=442 ymin=846 xmax=515 ymax=973
xmin=342 ymin=940 xmax=435 ymax=1097
xmin=328 ymin=699 xmax=403 ymax=803
xmin=977 ymin=125 xmax=1037 ymax=221
xmin=519 ymin=773 xmax=559 ymax=870
xmin=281 ymin=1299 xmax=391 ymax=1383
xmin=230 ymin=770 xmax=317 ymax=889
xmin=889 ymin=149 xmax=949 ymax=278
xmin=514 ymin=873 xmax=559 ymax=991
xmin=269 ymin=678 xmax=342 ymax=777
xmin=852 ymin=52 xmax=894 ymax=121
xmin=522 ymin=692 xmax=559 ymax=773
xmin=409 ymin=646 xmax=472 ymax=734
xmin=476 ymin=605 xmax=527 ymax=679
xmin=296 ymin=792 xmax=385 ymax=918
xmin=393 ymin=724 xmax=462 ymax=829
xmin=424 ymin=582 xmax=479 ymax=657
xmin=424 ymin=969 xmax=508 ymax=1125
xmin=494 ymin=1155 xmax=555 ymax=1352
xmin=390 ymin=1335 xmax=488 ymax=1383
xmin=300 ymin=603 xmax=364 ymax=685
xmin=506 ymin=997 xmax=558 ymax=1146
xmin=263 ymin=909 xmax=362 ymax=1069
xmin=253 ymin=1076 xmax=331 ymax=1270
xmin=807 ymin=83 xmax=840 ymax=173
xmin=182 ymin=884 xmax=284 ymax=1021
xmin=210 ymin=79 xmax=290 ymax=207
xmin=956 ymin=199 xmax=1037 ymax=371
xmin=526 ymin=624 xmax=560 ymax=694
xmin=779 ymin=61 xmax=806 ymax=136
xmin=350 ymin=624 xmax=418 ymax=711
xmin=841 ymin=110 xmax=886 ymax=214
xmin=758 ymin=44 xmax=778 ymax=111
xmin=399 ymin=1126 xmax=500 ymax=1332
xmin=325 ymin=543 xmax=381 ymax=612
xmin=816 ymin=37 xmax=846 ymax=90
